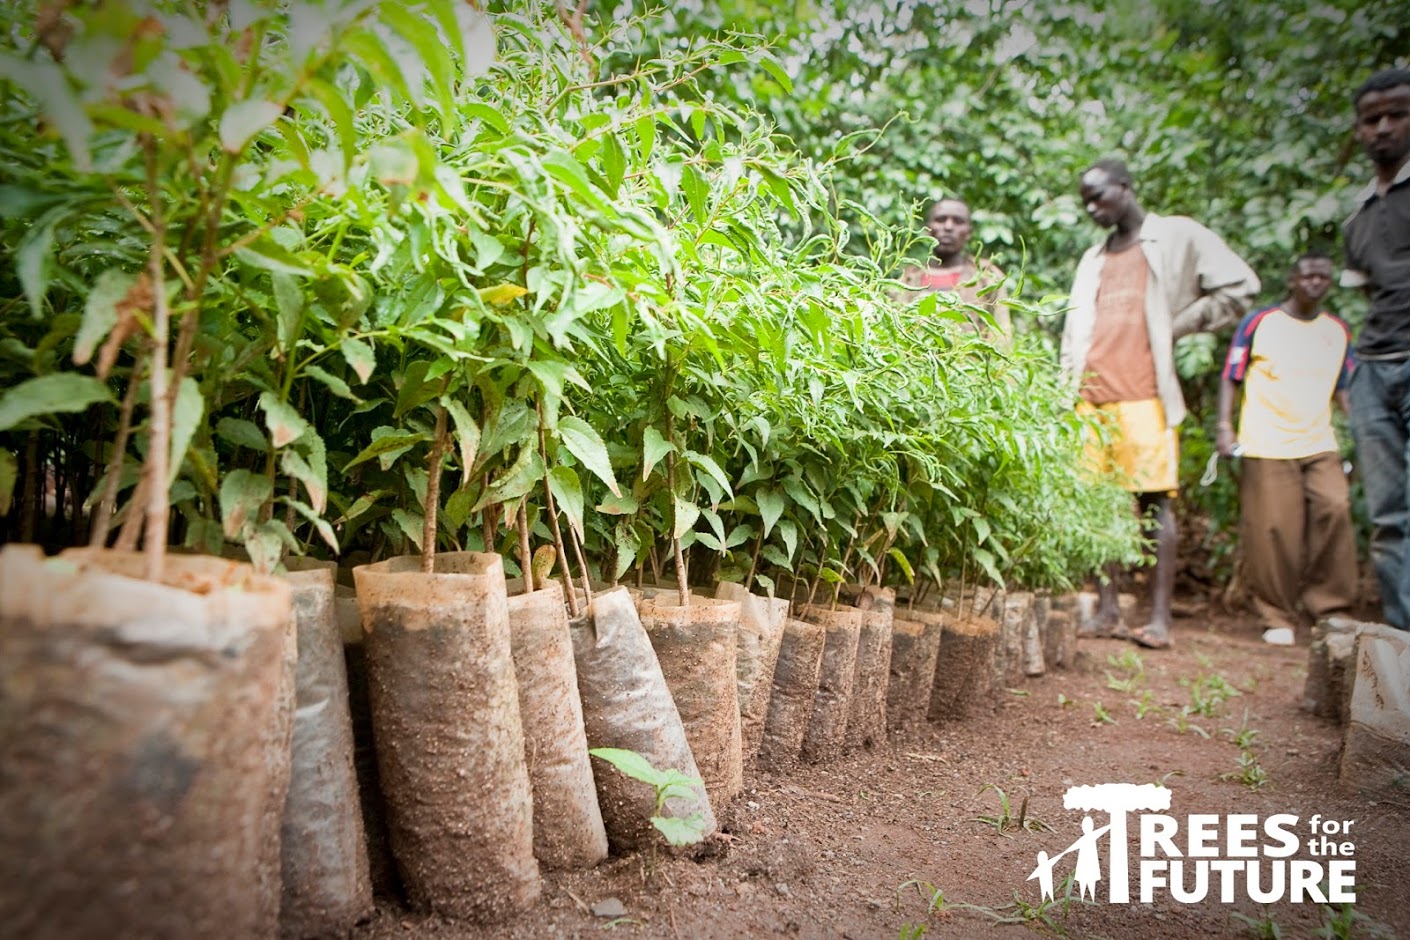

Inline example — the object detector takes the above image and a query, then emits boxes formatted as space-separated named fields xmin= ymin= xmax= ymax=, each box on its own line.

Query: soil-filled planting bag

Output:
xmin=638 ymin=593 xmax=745 ymax=806
xmin=797 ymin=604 xmax=862 ymax=763
xmin=845 ymin=605 xmax=894 ymax=749
xmin=279 ymin=562 xmax=373 ymax=938
xmin=573 ymin=587 xmax=716 ymax=851
xmin=991 ymin=591 xmax=1026 ymax=688
xmin=505 ymin=579 xmax=609 ymax=870
xmin=1303 ymin=617 xmax=1362 ymax=721
xmin=1339 ymin=624 xmax=1410 ymax=807
xmin=715 ymin=582 xmax=788 ymax=768
xmin=0 ymin=545 xmax=294 ymax=940
xmin=341 ymin=611 xmax=402 ymax=901
xmin=887 ymin=615 xmax=944 ymax=729
xmin=928 ymin=613 xmax=999 ymax=723
xmin=757 ymin=617 xmax=827 ymax=771
xmin=353 ymin=552 xmax=539 ymax=923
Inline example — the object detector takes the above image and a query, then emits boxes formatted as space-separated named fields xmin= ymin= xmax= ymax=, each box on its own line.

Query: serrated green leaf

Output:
xmin=74 ymin=269 xmax=137 ymax=365
xmin=258 ymin=392 xmax=308 ymax=448
xmin=220 ymin=469 xmax=273 ymax=539
xmin=778 ymin=518 xmax=798 ymax=562
xmin=340 ymin=337 xmax=375 ymax=384
xmin=283 ymin=496 xmax=338 ymax=553
xmin=391 ymin=507 xmax=425 ymax=552
xmin=558 ymin=416 xmax=620 ymax=497
xmin=0 ymin=374 xmax=113 ymax=432
xmin=756 ymin=487 xmax=785 ymax=538
xmin=471 ymin=446 xmax=544 ymax=512
xmin=345 ymin=430 xmax=429 ymax=470
xmin=168 ymin=377 xmax=203 ymax=486
xmin=304 ymin=364 xmax=359 ymax=401
xmin=597 ymin=491 xmax=640 ymax=515
xmin=673 ymin=496 xmax=700 ymax=540
xmin=281 ymin=431 xmax=328 ymax=513
xmin=215 ymin=417 xmax=268 ymax=453
xmin=652 ymin=813 xmax=709 ymax=847
xmin=219 ymin=98 xmax=283 ymax=153
xmin=685 ymin=450 xmax=733 ymax=499
xmin=642 ymin=425 xmax=675 ymax=481
xmin=442 ymin=397 xmax=480 ymax=489
xmin=548 ymin=465 xmax=585 ymax=542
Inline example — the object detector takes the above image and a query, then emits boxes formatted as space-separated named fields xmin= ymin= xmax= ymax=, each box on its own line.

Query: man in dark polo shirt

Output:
xmin=1342 ymin=67 xmax=1410 ymax=631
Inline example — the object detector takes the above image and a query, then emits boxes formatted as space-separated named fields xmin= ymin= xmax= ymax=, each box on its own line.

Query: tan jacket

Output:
xmin=1060 ymin=213 xmax=1259 ymax=427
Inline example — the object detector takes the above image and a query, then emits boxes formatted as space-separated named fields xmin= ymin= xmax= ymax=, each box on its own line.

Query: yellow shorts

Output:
xmin=1077 ymin=398 xmax=1179 ymax=495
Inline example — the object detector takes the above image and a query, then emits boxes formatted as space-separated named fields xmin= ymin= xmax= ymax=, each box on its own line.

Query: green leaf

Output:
xmin=0 ymin=448 xmax=16 ymax=516
xmin=220 ymin=468 xmax=273 ymax=539
xmin=258 ymin=392 xmax=309 ymax=449
xmin=756 ymin=488 xmax=785 ymax=538
xmin=685 ymin=450 xmax=733 ymax=499
xmin=471 ymin=447 xmax=545 ymax=512
xmin=464 ymin=102 xmax=509 ymax=135
xmin=778 ymin=518 xmax=798 ymax=563
xmin=340 ymin=337 xmax=376 ymax=384
xmin=887 ymin=548 xmax=916 ymax=584
xmin=589 ymin=747 xmax=669 ymax=788
xmin=272 ymin=272 xmax=304 ymax=350
xmin=782 ymin=478 xmax=820 ymax=521
xmin=479 ymin=283 xmax=529 ymax=305
xmin=74 ymin=269 xmax=138 ymax=365
xmin=282 ymin=496 xmax=339 ymax=553
xmin=344 ymin=430 xmax=429 ymax=470
xmin=442 ymin=397 xmax=480 ymax=490
xmin=613 ymin=520 xmax=639 ymax=580
xmin=558 ymin=416 xmax=620 ymax=497
xmin=673 ymin=496 xmax=700 ymax=540
xmin=305 ymin=364 xmax=359 ymax=401
xmin=392 ymin=507 xmax=425 ymax=553
xmin=548 ymin=465 xmax=585 ymax=542
xmin=0 ymin=374 xmax=113 ymax=432
xmin=652 ymin=813 xmax=709 ymax=847
xmin=168 ymin=377 xmax=203 ymax=486
xmin=597 ymin=491 xmax=639 ymax=515
xmin=0 ymin=53 xmax=92 ymax=170
xmin=281 ymin=432 xmax=329 ymax=514
xmin=219 ymin=98 xmax=284 ymax=153
xmin=641 ymin=426 xmax=675 ymax=481
xmin=972 ymin=547 xmax=1005 ymax=588
xmin=758 ymin=53 xmax=794 ymax=94
xmin=235 ymin=238 xmax=315 ymax=277
xmin=215 ymin=417 xmax=268 ymax=453
xmin=17 ymin=207 xmax=64 ymax=318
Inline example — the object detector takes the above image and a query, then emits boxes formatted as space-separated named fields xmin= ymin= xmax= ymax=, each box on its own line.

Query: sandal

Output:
xmin=1129 ymin=625 xmax=1173 ymax=650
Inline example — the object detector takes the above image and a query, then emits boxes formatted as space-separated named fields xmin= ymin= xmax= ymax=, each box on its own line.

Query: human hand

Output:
xmin=1216 ymin=427 xmax=1238 ymax=458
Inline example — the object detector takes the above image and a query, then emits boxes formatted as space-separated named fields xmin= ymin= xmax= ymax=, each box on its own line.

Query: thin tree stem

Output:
xmin=420 ymin=405 xmax=448 ymax=574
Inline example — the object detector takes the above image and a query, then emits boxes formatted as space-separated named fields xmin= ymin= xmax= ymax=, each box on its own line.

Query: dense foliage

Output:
xmin=34 ymin=0 xmax=1368 ymax=603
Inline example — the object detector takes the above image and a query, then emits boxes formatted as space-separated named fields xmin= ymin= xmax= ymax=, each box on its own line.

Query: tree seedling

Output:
xmin=1091 ymin=701 xmax=1116 ymax=725
xmin=589 ymin=747 xmax=709 ymax=870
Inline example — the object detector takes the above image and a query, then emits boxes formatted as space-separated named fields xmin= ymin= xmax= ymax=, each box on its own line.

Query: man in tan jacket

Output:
xmin=1060 ymin=158 xmax=1259 ymax=648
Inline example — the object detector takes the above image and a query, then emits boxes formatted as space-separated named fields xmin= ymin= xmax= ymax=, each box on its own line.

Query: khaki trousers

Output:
xmin=1240 ymin=452 xmax=1358 ymax=630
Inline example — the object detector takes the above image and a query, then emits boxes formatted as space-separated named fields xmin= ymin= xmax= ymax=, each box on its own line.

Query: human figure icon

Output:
xmin=1027 ymin=850 xmax=1059 ymax=901
xmin=1072 ymin=815 xmax=1111 ymax=900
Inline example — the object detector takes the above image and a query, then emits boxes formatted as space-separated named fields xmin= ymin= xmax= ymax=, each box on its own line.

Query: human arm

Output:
xmin=1336 ymin=390 xmax=1351 ymax=416
xmin=1217 ymin=309 xmax=1259 ymax=456
xmin=1216 ymin=376 xmax=1239 ymax=457
xmin=1168 ymin=220 xmax=1261 ymax=339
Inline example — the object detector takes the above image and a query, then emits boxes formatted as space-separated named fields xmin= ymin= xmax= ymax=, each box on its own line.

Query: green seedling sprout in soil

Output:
xmin=1232 ymin=908 xmax=1285 ymax=939
xmin=1316 ymin=898 xmax=1398 ymax=940
xmin=1222 ymin=750 xmax=1269 ymax=791
xmin=1091 ymin=701 xmax=1116 ymax=725
xmin=589 ymin=747 xmax=708 ymax=872
xmin=974 ymin=783 xmax=1052 ymax=836
xmin=1131 ymin=689 xmax=1161 ymax=719
xmin=1169 ymin=708 xmax=1212 ymax=738
xmin=1057 ymin=693 xmax=1075 ymax=708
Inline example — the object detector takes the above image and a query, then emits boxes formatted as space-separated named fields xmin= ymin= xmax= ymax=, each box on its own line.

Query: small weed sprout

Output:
xmin=1092 ymin=701 xmax=1116 ymax=725
xmin=1168 ymin=707 xmax=1211 ymax=738
xmin=1180 ymin=671 xmax=1242 ymax=718
xmin=898 ymin=924 xmax=928 ymax=940
xmin=1222 ymin=709 xmax=1261 ymax=749
xmin=1130 ymin=689 xmax=1161 ymax=719
xmin=1232 ymin=908 xmax=1284 ymax=939
xmin=1057 ymin=693 xmax=1074 ymax=708
xmin=974 ymin=784 xmax=1051 ymax=835
xmin=1222 ymin=750 xmax=1269 ymax=790
xmin=1316 ymin=898 xmax=1398 ymax=939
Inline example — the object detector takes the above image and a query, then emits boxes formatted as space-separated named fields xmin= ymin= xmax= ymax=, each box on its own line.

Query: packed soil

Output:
xmin=353 ymin=601 xmax=1410 ymax=940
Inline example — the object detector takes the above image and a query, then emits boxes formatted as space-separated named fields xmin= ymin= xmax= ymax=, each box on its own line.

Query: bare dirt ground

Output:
xmin=355 ymin=605 xmax=1410 ymax=940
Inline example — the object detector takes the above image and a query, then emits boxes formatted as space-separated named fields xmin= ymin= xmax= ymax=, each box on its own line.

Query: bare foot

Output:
xmin=1129 ymin=624 xmax=1173 ymax=650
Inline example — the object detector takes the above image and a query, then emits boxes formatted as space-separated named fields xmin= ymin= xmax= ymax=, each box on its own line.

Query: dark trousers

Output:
xmin=1240 ymin=453 xmax=1358 ymax=630
xmin=1348 ymin=358 xmax=1410 ymax=630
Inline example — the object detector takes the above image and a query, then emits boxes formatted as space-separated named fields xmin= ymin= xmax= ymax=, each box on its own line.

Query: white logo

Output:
xmin=1031 ymin=784 xmax=1357 ymax=905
